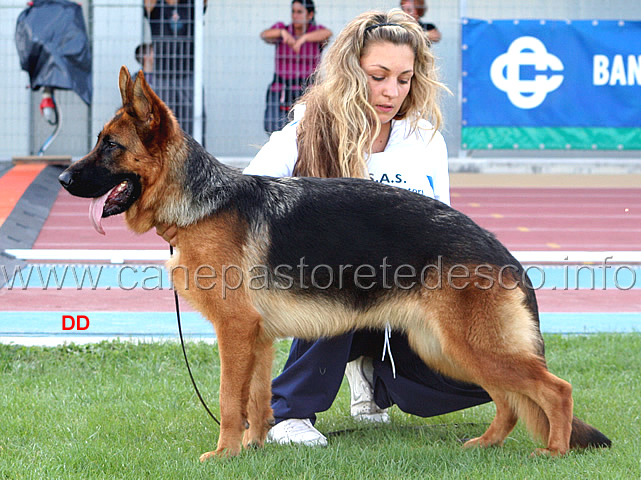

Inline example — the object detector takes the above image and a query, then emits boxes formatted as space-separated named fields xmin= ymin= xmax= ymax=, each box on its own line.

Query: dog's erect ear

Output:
xmin=118 ymin=66 xmax=133 ymax=107
xmin=129 ymin=70 xmax=176 ymax=137
xmin=131 ymin=70 xmax=154 ymax=124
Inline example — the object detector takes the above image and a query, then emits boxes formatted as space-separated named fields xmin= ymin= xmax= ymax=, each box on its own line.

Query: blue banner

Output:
xmin=462 ymin=19 xmax=641 ymax=149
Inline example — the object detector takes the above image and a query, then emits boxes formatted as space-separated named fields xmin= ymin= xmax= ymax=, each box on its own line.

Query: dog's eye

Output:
xmin=105 ymin=140 xmax=120 ymax=150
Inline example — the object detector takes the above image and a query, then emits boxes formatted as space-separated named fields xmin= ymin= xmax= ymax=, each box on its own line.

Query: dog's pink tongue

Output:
xmin=89 ymin=188 xmax=113 ymax=235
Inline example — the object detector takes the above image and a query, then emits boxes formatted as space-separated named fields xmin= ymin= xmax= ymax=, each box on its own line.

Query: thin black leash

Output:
xmin=170 ymin=245 xmax=221 ymax=426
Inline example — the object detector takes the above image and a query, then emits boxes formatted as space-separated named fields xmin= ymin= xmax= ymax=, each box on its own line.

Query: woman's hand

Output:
xmin=427 ymin=29 xmax=442 ymax=44
xmin=281 ymin=29 xmax=297 ymax=49
xmin=156 ymin=223 xmax=178 ymax=247
xmin=292 ymin=35 xmax=307 ymax=53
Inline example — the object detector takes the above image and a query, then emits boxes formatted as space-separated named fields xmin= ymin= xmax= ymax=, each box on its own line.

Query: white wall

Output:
xmin=1 ymin=0 xmax=32 ymax=159
xmin=1 ymin=0 xmax=640 ymax=160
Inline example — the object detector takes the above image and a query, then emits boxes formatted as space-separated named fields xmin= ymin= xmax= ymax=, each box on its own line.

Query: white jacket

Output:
xmin=244 ymin=108 xmax=450 ymax=206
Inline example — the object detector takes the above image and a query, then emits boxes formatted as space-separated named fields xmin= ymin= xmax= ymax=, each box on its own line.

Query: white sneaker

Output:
xmin=345 ymin=356 xmax=390 ymax=423
xmin=266 ymin=418 xmax=328 ymax=447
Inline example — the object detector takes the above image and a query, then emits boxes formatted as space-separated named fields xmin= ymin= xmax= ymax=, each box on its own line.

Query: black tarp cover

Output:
xmin=15 ymin=0 xmax=92 ymax=105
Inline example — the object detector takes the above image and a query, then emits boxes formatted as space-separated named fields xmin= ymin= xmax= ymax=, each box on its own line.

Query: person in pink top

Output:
xmin=261 ymin=0 xmax=332 ymax=133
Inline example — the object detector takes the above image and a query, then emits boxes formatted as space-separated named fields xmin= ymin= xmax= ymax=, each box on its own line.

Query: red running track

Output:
xmin=450 ymin=188 xmax=640 ymax=251
xmin=34 ymin=186 xmax=641 ymax=252
xmin=1 ymin=286 xmax=638 ymax=314
xmin=3 ymin=182 xmax=636 ymax=315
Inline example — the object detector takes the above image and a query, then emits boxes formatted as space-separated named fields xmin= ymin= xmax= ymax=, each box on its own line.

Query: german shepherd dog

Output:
xmin=59 ymin=67 xmax=611 ymax=459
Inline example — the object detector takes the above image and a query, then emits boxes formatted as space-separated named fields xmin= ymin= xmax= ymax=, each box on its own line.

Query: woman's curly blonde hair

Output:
xmin=293 ymin=9 xmax=447 ymax=179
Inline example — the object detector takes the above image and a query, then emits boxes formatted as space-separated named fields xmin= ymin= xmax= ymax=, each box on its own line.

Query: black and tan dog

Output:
xmin=59 ymin=67 xmax=611 ymax=459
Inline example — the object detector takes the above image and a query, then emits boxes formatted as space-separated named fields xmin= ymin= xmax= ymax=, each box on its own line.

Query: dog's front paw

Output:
xmin=199 ymin=445 xmax=242 ymax=461
xmin=242 ymin=429 xmax=268 ymax=449
xmin=242 ymin=418 xmax=273 ymax=449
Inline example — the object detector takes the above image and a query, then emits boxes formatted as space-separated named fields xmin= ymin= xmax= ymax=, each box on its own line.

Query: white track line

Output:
xmin=4 ymin=249 xmax=169 ymax=263
xmin=4 ymin=249 xmax=641 ymax=264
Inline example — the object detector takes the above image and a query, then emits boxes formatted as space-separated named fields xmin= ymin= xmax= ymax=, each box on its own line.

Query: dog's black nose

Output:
xmin=58 ymin=170 xmax=73 ymax=188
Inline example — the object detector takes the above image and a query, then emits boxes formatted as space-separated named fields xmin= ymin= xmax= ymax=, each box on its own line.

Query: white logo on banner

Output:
xmin=490 ymin=36 xmax=564 ymax=109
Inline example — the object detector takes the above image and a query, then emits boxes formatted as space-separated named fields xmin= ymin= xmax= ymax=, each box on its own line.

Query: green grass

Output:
xmin=0 ymin=334 xmax=639 ymax=479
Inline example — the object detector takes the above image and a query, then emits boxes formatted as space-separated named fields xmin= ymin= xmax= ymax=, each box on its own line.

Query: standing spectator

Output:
xmin=261 ymin=0 xmax=332 ymax=134
xmin=400 ymin=0 xmax=441 ymax=44
xmin=134 ymin=43 xmax=155 ymax=85
xmin=144 ymin=0 xmax=207 ymax=136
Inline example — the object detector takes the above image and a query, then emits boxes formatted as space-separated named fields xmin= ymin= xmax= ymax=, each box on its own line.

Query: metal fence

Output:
xmin=1 ymin=0 xmax=639 ymax=162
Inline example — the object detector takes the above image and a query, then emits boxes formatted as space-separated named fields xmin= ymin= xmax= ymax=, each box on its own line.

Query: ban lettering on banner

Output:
xmin=461 ymin=19 xmax=641 ymax=150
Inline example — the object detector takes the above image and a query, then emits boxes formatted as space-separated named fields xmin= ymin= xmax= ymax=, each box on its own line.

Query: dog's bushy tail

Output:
xmin=569 ymin=416 xmax=612 ymax=449
xmin=507 ymin=393 xmax=611 ymax=450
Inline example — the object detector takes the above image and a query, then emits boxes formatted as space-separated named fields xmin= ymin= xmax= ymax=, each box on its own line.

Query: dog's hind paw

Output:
xmin=462 ymin=437 xmax=483 ymax=448
xmin=462 ymin=436 xmax=503 ymax=449
xmin=530 ymin=447 xmax=566 ymax=458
